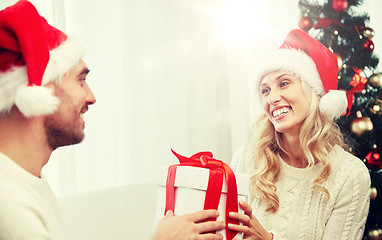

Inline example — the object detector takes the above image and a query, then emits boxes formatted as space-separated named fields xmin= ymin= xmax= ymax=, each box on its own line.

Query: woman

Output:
xmin=227 ymin=29 xmax=371 ymax=240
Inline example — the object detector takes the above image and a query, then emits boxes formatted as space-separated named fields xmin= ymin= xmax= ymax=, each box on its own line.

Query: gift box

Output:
xmin=154 ymin=150 xmax=250 ymax=240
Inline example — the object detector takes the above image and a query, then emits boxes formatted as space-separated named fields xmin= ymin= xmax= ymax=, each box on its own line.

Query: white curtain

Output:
xmin=1 ymin=0 xmax=381 ymax=197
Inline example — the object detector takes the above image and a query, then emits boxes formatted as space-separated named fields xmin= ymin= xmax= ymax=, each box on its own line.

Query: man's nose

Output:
xmin=85 ymin=84 xmax=96 ymax=105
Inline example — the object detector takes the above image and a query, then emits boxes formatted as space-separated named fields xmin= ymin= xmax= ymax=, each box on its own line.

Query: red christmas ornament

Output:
xmin=365 ymin=147 xmax=382 ymax=169
xmin=364 ymin=39 xmax=374 ymax=53
xmin=332 ymin=0 xmax=348 ymax=12
xmin=298 ymin=16 xmax=313 ymax=31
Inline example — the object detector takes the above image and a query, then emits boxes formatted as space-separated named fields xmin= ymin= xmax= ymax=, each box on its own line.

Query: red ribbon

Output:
xmin=165 ymin=149 xmax=239 ymax=240
xmin=313 ymin=17 xmax=344 ymax=29
xmin=345 ymin=68 xmax=368 ymax=116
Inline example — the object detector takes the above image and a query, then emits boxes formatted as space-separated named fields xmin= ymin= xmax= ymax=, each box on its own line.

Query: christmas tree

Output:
xmin=298 ymin=0 xmax=382 ymax=239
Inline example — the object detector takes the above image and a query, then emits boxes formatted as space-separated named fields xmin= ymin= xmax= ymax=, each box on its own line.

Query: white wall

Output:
xmin=1 ymin=0 xmax=381 ymax=197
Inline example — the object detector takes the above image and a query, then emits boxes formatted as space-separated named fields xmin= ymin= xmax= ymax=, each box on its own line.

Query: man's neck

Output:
xmin=0 ymin=108 xmax=52 ymax=177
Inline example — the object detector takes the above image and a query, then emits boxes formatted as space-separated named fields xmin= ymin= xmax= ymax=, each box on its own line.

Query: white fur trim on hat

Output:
xmin=319 ymin=90 xmax=347 ymax=120
xmin=43 ymin=36 xmax=85 ymax=85
xmin=0 ymin=36 xmax=84 ymax=117
xmin=0 ymin=66 xmax=27 ymax=115
xmin=253 ymin=48 xmax=326 ymax=96
xmin=15 ymin=85 xmax=60 ymax=117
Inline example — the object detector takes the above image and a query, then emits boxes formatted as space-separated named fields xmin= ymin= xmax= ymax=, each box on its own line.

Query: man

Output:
xmin=0 ymin=1 xmax=224 ymax=239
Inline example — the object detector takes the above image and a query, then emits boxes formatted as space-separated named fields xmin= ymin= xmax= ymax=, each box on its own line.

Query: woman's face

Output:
xmin=259 ymin=70 xmax=311 ymax=136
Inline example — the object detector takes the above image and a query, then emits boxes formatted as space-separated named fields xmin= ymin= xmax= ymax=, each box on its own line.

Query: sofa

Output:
xmin=59 ymin=182 xmax=158 ymax=240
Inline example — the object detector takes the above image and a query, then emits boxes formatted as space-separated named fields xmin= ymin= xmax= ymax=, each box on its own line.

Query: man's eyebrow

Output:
xmin=78 ymin=68 xmax=90 ymax=76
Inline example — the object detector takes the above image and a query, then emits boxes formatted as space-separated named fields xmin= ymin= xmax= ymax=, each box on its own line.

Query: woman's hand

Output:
xmin=228 ymin=201 xmax=273 ymax=240
xmin=152 ymin=209 xmax=225 ymax=240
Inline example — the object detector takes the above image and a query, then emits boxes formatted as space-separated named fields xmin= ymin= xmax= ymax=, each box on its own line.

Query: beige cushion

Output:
xmin=59 ymin=183 xmax=157 ymax=240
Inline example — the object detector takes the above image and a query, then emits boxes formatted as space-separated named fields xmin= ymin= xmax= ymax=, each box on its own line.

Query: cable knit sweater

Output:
xmin=231 ymin=145 xmax=370 ymax=240
xmin=0 ymin=152 xmax=62 ymax=240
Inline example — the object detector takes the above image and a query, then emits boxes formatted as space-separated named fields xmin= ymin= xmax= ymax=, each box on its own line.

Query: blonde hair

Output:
xmin=248 ymin=79 xmax=346 ymax=213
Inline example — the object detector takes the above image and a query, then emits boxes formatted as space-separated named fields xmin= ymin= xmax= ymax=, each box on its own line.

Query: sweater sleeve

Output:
xmin=322 ymin=159 xmax=371 ymax=240
xmin=0 ymin=193 xmax=55 ymax=239
xmin=0 ymin=177 xmax=61 ymax=240
xmin=271 ymin=158 xmax=370 ymax=240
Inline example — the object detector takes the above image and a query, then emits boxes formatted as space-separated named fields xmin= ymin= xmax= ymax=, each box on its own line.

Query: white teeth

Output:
xmin=272 ymin=107 xmax=289 ymax=118
xmin=80 ymin=113 xmax=84 ymax=119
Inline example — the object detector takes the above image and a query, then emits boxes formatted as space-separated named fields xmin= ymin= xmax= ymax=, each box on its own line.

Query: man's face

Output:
xmin=44 ymin=60 xmax=96 ymax=150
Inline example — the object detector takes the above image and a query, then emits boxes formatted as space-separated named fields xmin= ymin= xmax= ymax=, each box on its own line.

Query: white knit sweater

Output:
xmin=231 ymin=145 xmax=370 ymax=240
xmin=0 ymin=152 xmax=62 ymax=240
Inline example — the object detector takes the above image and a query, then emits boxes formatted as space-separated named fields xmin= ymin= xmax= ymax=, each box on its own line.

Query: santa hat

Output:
xmin=0 ymin=0 xmax=85 ymax=117
xmin=253 ymin=29 xmax=348 ymax=120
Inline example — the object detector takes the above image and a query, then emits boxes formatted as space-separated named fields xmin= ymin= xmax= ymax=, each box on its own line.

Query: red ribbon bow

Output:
xmin=313 ymin=17 xmax=344 ymax=29
xmin=345 ymin=68 xmax=368 ymax=116
xmin=165 ymin=149 xmax=239 ymax=240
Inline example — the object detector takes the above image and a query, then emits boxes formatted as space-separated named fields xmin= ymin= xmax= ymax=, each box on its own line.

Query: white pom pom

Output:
xmin=319 ymin=90 xmax=348 ymax=120
xmin=15 ymin=85 xmax=60 ymax=118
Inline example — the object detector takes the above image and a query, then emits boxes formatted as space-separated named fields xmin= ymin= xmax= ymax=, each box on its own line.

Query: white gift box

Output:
xmin=154 ymin=165 xmax=250 ymax=240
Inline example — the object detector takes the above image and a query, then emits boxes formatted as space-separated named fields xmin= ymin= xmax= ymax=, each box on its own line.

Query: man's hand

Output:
xmin=152 ymin=210 xmax=225 ymax=240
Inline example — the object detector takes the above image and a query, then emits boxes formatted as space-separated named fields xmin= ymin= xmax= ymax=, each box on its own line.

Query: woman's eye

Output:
xmin=280 ymin=81 xmax=289 ymax=87
xmin=261 ymin=88 xmax=270 ymax=95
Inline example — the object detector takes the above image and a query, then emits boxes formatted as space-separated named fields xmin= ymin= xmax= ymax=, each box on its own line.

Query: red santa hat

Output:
xmin=253 ymin=29 xmax=348 ymax=120
xmin=0 ymin=0 xmax=85 ymax=117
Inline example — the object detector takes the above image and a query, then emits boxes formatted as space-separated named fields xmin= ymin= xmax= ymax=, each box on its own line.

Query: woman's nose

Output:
xmin=267 ymin=89 xmax=281 ymax=105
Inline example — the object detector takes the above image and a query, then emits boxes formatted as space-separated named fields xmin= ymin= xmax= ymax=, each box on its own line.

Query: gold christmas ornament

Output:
xmin=370 ymin=187 xmax=378 ymax=200
xmin=335 ymin=53 xmax=343 ymax=71
xmin=369 ymin=73 xmax=382 ymax=88
xmin=367 ymin=228 xmax=382 ymax=240
xmin=363 ymin=27 xmax=375 ymax=39
xmin=350 ymin=111 xmax=373 ymax=136
xmin=370 ymin=99 xmax=382 ymax=115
